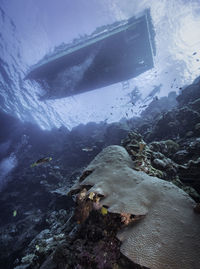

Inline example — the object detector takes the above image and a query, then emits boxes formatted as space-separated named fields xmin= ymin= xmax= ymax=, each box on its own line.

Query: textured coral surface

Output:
xmin=71 ymin=145 xmax=200 ymax=269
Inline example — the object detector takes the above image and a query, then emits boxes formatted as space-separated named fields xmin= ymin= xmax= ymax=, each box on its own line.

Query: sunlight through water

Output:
xmin=0 ymin=0 xmax=200 ymax=129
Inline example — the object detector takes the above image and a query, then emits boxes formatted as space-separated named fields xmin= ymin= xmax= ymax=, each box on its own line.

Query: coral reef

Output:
xmin=1 ymin=77 xmax=200 ymax=269
xmin=68 ymin=146 xmax=200 ymax=269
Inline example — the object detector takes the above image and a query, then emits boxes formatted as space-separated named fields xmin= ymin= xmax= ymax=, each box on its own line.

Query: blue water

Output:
xmin=0 ymin=0 xmax=200 ymax=130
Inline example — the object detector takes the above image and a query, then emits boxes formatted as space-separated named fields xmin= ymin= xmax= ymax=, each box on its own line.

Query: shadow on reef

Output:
xmin=0 ymin=109 xmax=131 ymax=268
xmin=0 ymin=76 xmax=200 ymax=268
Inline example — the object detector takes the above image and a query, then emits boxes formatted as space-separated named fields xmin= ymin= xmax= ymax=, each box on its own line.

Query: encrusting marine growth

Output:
xmin=69 ymin=145 xmax=200 ymax=269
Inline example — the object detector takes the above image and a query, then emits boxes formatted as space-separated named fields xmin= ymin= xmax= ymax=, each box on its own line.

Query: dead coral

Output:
xmin=122 ymin=132 xmax=199 ymax=201
xmin=53 ymin=208 xmax=142 ymax=269
xmin=121 ymin=132 xmax=164 ymax=178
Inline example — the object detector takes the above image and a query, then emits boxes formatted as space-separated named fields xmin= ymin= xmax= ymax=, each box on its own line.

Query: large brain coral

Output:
xmin=70 ymin=145 xmax=200 ymax=269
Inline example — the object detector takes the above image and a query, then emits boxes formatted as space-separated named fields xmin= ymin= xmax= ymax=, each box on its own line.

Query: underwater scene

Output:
xmin=0 ymin=0 xmax=200 ymax=268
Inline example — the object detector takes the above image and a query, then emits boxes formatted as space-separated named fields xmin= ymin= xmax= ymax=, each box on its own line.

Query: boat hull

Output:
xmin=26 ymin=9 xmax=155 ymax=99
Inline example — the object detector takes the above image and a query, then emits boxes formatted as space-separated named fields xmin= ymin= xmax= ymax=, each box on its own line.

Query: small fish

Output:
xmin=88 ymin=192 xmax=95 ymax=200
xmin=126 ymin=112 xmax=128 ymax=117
xmin=139 ymin=105 xmax=147 ymax=108
xmin=82 ymin=147 xmax=93 ymax=152
xmin=193 ymin=52 xmax=197 ymax=55
xmin=31 ymin=157 xmax=52 ymax=168
xmin=13 ymin=210 xmax=17 ymax=217
xmin=101 ymin=206 xmax=108 ymax=215
xmin=35 ymin=245 xmax=40 ymax=251
xmin=139 ymin=60 xmax=144 ymax=64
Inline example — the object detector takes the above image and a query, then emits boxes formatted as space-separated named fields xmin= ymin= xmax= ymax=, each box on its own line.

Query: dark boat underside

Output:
xmin=26 ymin=9 xmax=156 ymax=99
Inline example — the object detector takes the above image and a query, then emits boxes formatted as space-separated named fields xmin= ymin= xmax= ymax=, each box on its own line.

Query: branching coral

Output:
xmin=121 ymin=132 xmax=164 ymax=178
